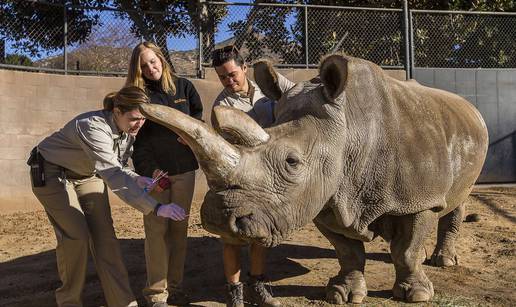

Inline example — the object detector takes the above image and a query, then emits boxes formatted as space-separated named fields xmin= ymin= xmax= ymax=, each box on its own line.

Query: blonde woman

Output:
xmin=29 ymin=86 xmax=186 ymax=307
xmin=126 ymin=42 xmax=203 ymax=307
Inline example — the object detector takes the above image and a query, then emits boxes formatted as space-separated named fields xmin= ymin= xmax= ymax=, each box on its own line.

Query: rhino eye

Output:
xmin=286 ymin=155 xmax=300 ymax=167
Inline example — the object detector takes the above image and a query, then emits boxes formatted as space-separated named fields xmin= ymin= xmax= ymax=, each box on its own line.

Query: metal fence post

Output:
xmin=409 ymin=10 xmax=415 ymax=75
xmin=198 ymin=0 xmax=205 ymax=78
xmin=304 ymin=6 xmax=309 ymax=68
xmin=0 ymin=40 xmax=5 ymax=64
xmin=63 ymin=4 xmax=68 ymax=74
xmin=402 ymin=0 xmax=411 ymax=79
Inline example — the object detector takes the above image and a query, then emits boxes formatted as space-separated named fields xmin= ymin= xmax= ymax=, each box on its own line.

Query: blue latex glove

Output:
xmin=156 ymin=203 xmax=187 ymax=221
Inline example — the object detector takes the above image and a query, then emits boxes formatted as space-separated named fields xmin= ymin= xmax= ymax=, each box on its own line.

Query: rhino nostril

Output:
xmin=228 ymin=214 xmax=253 ymax=235
xmin=236 ymin=214 xmax=252 ymax=231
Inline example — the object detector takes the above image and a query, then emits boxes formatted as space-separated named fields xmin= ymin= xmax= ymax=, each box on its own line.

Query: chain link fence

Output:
xmin=202 ymin=4 xmax=403 ymax=68
xmin=306 ymin=7 xmax=403 ymax=67
xmin=63 ymin=8 xmax=138 ymax=73
xmin=203 ymin=3 xmax=303 ymax=67
xmin=0 ymin=1 xmax=65 ymax=68
xmin=411 ymin=10 xmax=516 ymax=68
xmin=1 ymin=1 xmax=515 ymax=77
xmin=0 ymin=1 xmax=198 ymax=76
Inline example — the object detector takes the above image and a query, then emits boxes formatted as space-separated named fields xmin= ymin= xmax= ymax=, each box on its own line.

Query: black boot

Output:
xmin=246 ymin=275 xmax=281 ymax=307
xmin=226 ymin=282 xmax=244 ymax=307
xmin=168 ymin=287 xmax=191 ymax=306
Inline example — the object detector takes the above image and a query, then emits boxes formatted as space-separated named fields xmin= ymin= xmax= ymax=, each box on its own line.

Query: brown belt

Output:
xmin=44 ymin=159 xmax=93 ymax=180
xmin=63 ymin=169 xmax=93 ymax=180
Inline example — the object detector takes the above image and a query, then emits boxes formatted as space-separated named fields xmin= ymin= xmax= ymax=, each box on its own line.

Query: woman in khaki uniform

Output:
xmin=29 ymin=86 xmax=187 ymax=307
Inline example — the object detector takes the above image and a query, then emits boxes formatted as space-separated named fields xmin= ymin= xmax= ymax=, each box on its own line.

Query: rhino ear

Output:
xmin=320 ymin=54 xmax=348 ymax=101
xmin=212 ymin=106 xmax=270 ymax=147
xmin=253 ymin=60 xmax=282 ymax=101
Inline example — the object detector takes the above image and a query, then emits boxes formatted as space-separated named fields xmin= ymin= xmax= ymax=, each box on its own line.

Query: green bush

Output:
xmin=4 ymin=54 xmax=33 ymax=66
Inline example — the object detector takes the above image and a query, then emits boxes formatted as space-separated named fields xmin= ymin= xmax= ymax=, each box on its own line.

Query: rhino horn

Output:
xmin=253 ymin=60 xmax=282 ymax=101
xmin=320 ymin=54 xmax=348 ymax=100
xmin=139 ymin=104 xmax=239 ymax=189
xmin=212 ymin=106 xmax=270 ymax=147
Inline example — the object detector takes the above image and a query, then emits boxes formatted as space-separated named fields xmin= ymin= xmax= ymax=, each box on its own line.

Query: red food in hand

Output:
xmin=158 ymin=177 xmax=171 ymax=190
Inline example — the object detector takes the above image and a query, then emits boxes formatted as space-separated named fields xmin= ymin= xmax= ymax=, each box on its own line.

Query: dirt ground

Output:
xmin=0 ymin=185 xmax=515 ymax=307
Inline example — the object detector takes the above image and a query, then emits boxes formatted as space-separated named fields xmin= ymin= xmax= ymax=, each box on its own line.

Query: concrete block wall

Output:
xmin=0 ymin=67 xmax=405 ymax=214
xmin=414 ymin=68 xmax=516 ymax=183
xmin=0 ymin=70 xmax=126 ymax=213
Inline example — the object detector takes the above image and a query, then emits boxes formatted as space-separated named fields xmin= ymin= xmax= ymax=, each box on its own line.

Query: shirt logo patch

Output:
xmin=174 ymin=98 xmax=187 ymax=104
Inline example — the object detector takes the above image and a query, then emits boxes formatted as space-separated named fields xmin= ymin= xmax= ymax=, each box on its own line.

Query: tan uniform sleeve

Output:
xmin=75 ymin=119 xmax=157 ymax=215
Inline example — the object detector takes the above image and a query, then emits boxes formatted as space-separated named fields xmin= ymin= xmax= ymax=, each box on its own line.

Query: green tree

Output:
xmin=299 ymin=0 xmax=516 ymax=67
xmin=409 ymin=0 xmax=516 ymax=67
xmin=0 ymin=0 xmax=102 ymax=58
xmin=202 ymin=0 xmax=304 ymax=65
xmin=227 ymin=1 xmax=303 ymax=64
xmin=0 ymin=0 xmax=227 ymax=70
xmin=113 ymin=0 xmax=227 ymax=67
xmin=220 ymin=0 xmax=516 ymax=67
xmin=5 ymin=53 xmax=33 ymax=66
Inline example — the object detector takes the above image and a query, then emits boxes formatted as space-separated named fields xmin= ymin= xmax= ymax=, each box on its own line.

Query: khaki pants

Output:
xmin=31 ymin=161 xmax=137 ymax=307
xmin=142 ymin=171 xmax=195 ymax=303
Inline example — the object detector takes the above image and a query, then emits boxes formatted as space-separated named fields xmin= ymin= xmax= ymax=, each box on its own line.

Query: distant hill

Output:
xmin=34 ymin=38 xmax=237 ymax=77
xmin=34 ymin=45 xmax=198 ymax=76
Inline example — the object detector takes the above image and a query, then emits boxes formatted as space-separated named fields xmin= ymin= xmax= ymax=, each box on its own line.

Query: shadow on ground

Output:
xmin=0 ymin=237 xmax=339 ymax=306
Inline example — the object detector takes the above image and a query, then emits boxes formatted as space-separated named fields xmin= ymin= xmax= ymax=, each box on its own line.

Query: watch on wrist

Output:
xmin=154 ymin=203 xmax=163 ymax=216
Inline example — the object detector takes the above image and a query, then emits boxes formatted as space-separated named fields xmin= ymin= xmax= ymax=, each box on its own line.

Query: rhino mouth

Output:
xmin=201 ymin=195 xmax=280 ymax=246
xmin=228 ymin=213 xmax=273 ymax=245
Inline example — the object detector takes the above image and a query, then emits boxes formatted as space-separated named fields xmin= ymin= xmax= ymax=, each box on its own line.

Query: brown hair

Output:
xmin=126 ymin=41 xmax=176 ymax=95
xmin=103 ymin=86 xmax=150 ymax=113
xmin=212 ymin=45 xmax=245 ymax=67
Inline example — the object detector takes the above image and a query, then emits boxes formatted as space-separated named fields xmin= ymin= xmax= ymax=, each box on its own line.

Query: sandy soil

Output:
xmin=0 ymin=185 xmax=515 ymax=307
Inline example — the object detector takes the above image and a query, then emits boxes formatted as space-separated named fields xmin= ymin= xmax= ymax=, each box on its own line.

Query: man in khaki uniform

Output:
xmin=30 ymin=86 xmax=186 ymax=307
xmin=211 ymin=46 xmax=294 ymax=307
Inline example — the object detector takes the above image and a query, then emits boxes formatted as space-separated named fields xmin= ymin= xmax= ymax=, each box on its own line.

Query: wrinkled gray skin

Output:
xmin=139 ymin=54 xmax=488 ymax=304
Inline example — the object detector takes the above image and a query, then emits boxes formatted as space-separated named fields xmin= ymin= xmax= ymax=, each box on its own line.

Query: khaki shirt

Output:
xmin=38 ymin=110 xmax=157 ymax=214
xmin=213 ymin=73 xmax=295 ymax=128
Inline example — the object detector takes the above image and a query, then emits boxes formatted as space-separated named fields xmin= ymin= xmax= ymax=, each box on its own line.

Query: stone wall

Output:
xmin=0 ymin=68 xmax=405 ymax=214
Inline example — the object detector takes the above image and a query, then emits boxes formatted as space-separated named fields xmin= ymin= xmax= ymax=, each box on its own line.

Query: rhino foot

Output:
xmin=430 ymin=249 xmax=458 ymax=267
xmin=393 ymin=275 xmax=434 ymax=303
xmin=325 ymin=272 xmax=367 ymax=304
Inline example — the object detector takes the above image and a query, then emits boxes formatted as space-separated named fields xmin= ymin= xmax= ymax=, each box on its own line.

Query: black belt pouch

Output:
xmin=27 ymin=146 xmax=46 ymax=187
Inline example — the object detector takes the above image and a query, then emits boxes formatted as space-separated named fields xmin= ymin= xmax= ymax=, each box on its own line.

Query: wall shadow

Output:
xmin=471 ymin=193 xmax=516 ymax=224
xmin=479 ymin=130 xmax=516 ymax=183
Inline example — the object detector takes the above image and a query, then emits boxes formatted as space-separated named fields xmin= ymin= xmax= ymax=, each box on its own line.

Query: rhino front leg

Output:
xmin=390 ymin=209 xmax=437 ymax=303
xmin=431 ymin=203 xmax=465 ymax=267
xmin=314 ymin=219 xmax=367 ymax=304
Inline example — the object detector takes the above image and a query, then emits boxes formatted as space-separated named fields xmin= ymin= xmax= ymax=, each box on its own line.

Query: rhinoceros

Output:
xmin=139 ymin=54 xmax=488 ymax=304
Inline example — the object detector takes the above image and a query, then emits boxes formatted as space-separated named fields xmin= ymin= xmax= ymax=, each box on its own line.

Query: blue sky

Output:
xmin=3 ymin=1 xmax=271 ymax=61
xmin=169 ymin=3 xmax=252 ymax=52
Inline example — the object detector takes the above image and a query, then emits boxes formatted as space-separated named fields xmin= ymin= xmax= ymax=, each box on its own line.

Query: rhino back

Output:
xmin=390 ymin=79 xmax=488 ymax=216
